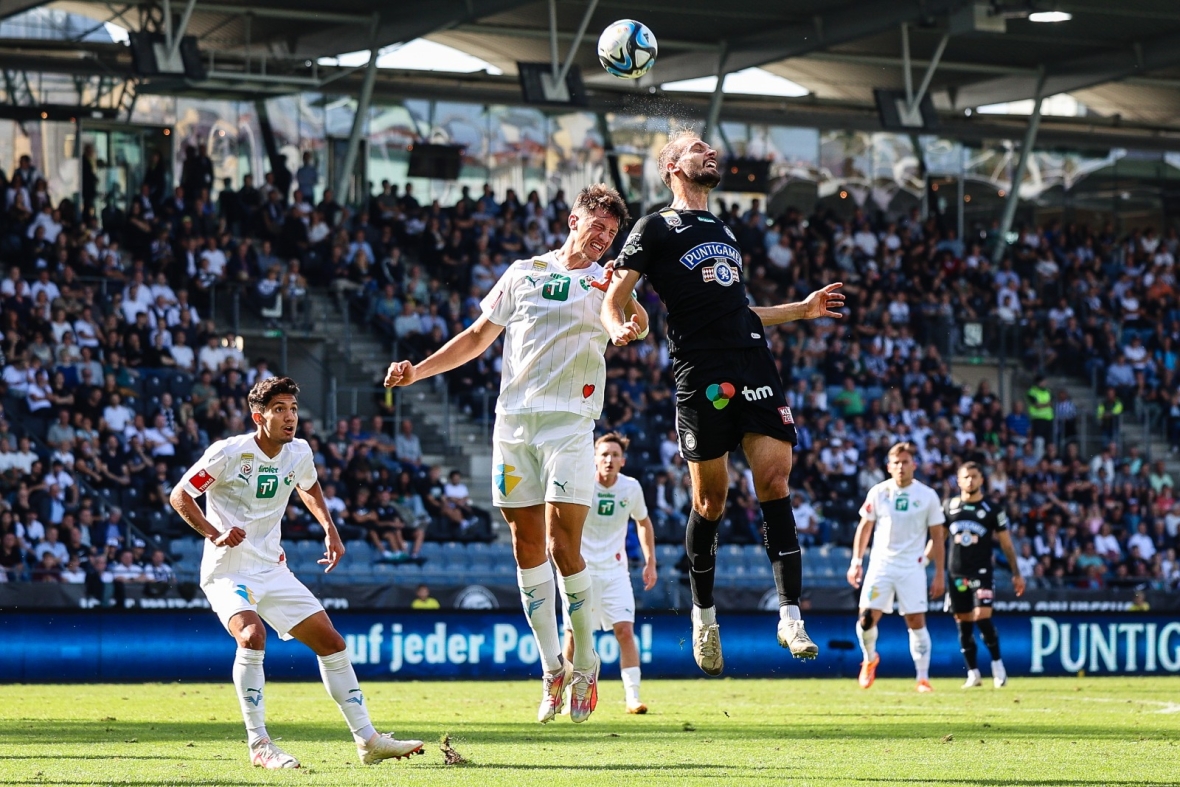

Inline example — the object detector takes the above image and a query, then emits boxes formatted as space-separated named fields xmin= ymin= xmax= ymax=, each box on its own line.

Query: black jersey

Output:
xmin=614 ymin=207 xmax=766 ymax=355
xmin=944 ymin=495 xmax=1009 ymax=576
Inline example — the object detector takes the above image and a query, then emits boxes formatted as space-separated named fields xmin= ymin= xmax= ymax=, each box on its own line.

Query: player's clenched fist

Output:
xmin=609 ymin=318 xmax=641 ymax=346
xmin=212 ymin=526 xmax=246 ymax=548
xmin=384 ymin=360 xmax=416 ymax=388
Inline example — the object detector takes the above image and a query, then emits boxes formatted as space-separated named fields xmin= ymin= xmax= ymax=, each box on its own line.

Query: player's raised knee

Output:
xmin=234 ymin=621 xmax=267 ymax=650
xmin=693 ymin=490 xmax=727 ymax=521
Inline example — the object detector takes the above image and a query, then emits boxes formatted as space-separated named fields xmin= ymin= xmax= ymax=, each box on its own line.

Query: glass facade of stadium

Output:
xmin=6 ymin=80 xmax=1180 ymax=234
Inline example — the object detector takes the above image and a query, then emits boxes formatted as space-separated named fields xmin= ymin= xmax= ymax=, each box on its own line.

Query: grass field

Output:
xmin=1 ymin=678 xmax=1178 ymax=786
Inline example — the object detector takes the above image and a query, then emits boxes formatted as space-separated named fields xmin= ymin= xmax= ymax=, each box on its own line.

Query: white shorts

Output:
xmin=859 ymin=557 xmax=928 ymax=615
xmin=493 ymin=412 xmax=595 ymax=508
xmin=202 ymin=566 xmax=324 ymax=641
xmin=563 ymin=565 xmax=636 ymax=631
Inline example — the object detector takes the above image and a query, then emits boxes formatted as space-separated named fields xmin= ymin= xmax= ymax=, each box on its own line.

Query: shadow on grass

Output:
xmin=0 ymin=718 xmax=1167 ymax=747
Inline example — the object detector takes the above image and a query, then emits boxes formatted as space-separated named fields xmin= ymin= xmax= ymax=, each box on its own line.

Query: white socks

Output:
xmin=693 ymin=605 xmax=717 ymax=626
xmin=909 ymin=626 xmax=932 ymax=681
xmin=621 ymin=666 xmax=641 ymax=705
xmin=856 ymin=623 xmax=878 ymax=661
xmin=317 ymin=650 xmax=377 ymax=745
xmin=560 ymin=569 xmax=596 ymax=672
xmin=780 ymin=605 xmax=802 ymax=622
xmin=233 ymin=647 xmax=268 ymax=746
xmin=518 ymin=563 xmax=563 ymax=674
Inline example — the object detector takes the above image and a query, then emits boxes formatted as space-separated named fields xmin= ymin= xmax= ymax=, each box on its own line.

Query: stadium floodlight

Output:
xmin=1028 ymin=11 xmax=1071 ymax=22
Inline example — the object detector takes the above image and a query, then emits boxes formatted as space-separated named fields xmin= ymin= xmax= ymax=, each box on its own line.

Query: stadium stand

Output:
xmin=0 ymin=154 xmax=1177 ymax=602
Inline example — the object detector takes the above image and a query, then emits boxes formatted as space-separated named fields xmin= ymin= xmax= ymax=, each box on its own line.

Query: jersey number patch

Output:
xmin=256 ymin=474 xmax=279 ymax=499
xmin=597 ymin=499 xmax=616 ymax=516
xmin=894 ymin=498 xmax=909 ymax=512
xmin=542 ymin=274 xmax=570 ymax=302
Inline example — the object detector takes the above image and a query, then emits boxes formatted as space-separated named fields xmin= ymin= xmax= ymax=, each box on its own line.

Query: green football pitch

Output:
xmin=1 ymin=678 xmax=1177 ymax=786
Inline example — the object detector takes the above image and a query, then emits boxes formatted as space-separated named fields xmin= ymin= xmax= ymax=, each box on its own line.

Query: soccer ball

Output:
xmin=597 ymin=20 xmax=658 ymax=80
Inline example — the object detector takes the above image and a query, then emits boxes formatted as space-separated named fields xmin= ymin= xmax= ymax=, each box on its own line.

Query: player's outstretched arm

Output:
xmin=927 ymin=525 xmax=947 ymax=598
xmin=169 ymin=487 xmax=244 ymax=547
xmin=752 ymin=282 xmax=845 ymax=326
xmin=297 ymin=481 xmax=346 ymax=573
xmin=600 ymin=267 xmax=645 ymax=346
xmin=847 ymin=517 xmax=874 ymax=588
xmin=635 ymin=515 xmax=658 ymax=590
xmin=383 ymin=314 xmax=504 ymax=388
xmin=997 ymin=530 xmax=1026 ymax=596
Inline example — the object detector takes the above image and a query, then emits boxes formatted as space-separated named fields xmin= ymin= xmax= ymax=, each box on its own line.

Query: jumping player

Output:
xmin=945 ymin=461 xmax=1026 ymax=688
xmin=848 ymin=441 xmax=946 ymax=692
xmin=169 ymin=376 xmax=423 ymax=769
xmin=384 ymin=184 xmax=647 ymax=723
xmin=602 ymin=131 xmax=843 ymax=674
xmin=562 ymin=432 xmax=657 ymax=714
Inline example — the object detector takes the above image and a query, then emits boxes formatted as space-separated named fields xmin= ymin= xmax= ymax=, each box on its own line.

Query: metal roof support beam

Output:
xmin=954 ymin=28 xmax=1180 ymax=109
xmin=702 ymin=41 xmax=728 ymax=147
xmin=992 ymin=68 xmax=1046 ymax=264
xmin=629 ymin=0 xmax=971 ymax=88
xmin=334 ymin=13 xmax=381 ymax=206
xmin=556 ymin=0 xmax=598 ymax=87
xmin=168 ymin=0 xmax=198 ymax=62
xmin=595 ymin=113 xmax=626 ymax=199
xmin=909 ymin=32 xmax=949 ymax=114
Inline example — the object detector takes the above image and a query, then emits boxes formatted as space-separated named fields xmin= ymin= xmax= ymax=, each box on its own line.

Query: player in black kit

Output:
xmin=601 ymin=131 xmax=844 ymax=675
xmin=944 ymin=462 xmax=1026 ymax=688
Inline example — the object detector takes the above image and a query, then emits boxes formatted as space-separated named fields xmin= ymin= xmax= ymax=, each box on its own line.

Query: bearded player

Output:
xmin=562 ymin=432 xmax=657 ymax=714
xmin=169 ymin=376 xmax=423 ymax=769
xmin=385 ymin=184 xmax=647 ymax=723
xmin=945 ymin=461 xmax=1025 ymax=688
xmin=602 ymin=131 xmax=843 ymax=675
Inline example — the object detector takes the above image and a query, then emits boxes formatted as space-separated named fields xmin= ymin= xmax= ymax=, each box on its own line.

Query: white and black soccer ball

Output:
xmin=597 ymin=19 xmax=658 ymax=80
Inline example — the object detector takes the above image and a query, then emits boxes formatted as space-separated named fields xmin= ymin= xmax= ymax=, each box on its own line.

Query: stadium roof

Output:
xmin=5 ymin=0 xmax=1180 ymax=145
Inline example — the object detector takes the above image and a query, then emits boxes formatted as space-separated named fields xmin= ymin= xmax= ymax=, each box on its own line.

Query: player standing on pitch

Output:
xmin=602 ymin=131 xmax=843 ymax=674
xmin=561 ymin=433 xmax=657 ymax=714
xmin=169 ymin=376 xmax=423 ymax=769
xmin=945 ymin=461 xmax=1025 ymax=688
xmin=848 ymin=441 xmax=946 ymax=693
xmin=385 ymin=185 xmax=647 ymax=724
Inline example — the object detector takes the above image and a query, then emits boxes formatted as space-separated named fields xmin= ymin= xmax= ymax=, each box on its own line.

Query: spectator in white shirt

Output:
xmin=60 ymin=556 xmax=87 ymax=584
xmin=395 ymin=419 xmax=423 ymax=468
xmin=200 ymin=236 xmax=227 ymax=277
xmin=111 ymin=549 xmax=146 ymax=583
xmin=169 ymin=331 xmax=195 ymax=373
xmin=1126 ymin=522 xmax=1156 ymax=560
xmin=143 ymin=549 xmax=175 ymax=584
xmin=1093 ymin=523 xmax=1122 ymax=562
xmin=197 ymin=335 xmax=226 ymax=373
xmin=102 ymin=393 xmax=134 ymax=434
xmin=1016 ymin=541 xmax=1038 ymax=578
xmin=29 ymin=269 xmax=61 ymax=304
xmin=767 ymin=233 xmax=794 ymax=274
xmin=143 ymin=413 xmax=177 ymax=459
xmin=11 ymin=437 xmax=38 ymax=475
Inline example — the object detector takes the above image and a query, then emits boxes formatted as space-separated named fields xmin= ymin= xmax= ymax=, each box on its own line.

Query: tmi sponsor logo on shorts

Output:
xmin=678 ymin=242 xmax=741 ymax=271
xmin=741 ymin=385 xmax=772 ymax=401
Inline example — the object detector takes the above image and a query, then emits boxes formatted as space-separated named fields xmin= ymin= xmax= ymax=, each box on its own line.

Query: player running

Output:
xmin=169 ymin=376 xmax=423 ymax=769
xmin=561 ymin=432 xmax=657 ymax=714
xmin=384 ymin=184 xmax=647 ymax=724
xmin=848 ymin=441 xmax=946 ymax=693
xmin=602 ymin=131 xmax=843 ymax=675
xmin=945 ymin=461 xmax=1026 ymax=688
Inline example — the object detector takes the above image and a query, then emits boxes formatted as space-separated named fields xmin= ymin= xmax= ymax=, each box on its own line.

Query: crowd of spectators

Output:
xmin=0 ymin=151 xmax=492 ymax=596
xmin=299 ymin=173 xmax=1180 ymax=592
xmin=3 ymin=142 xmax=1180 ymax=595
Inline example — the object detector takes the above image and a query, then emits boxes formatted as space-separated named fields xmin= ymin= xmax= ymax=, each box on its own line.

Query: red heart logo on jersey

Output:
xmin=583 ymin=384 xmax=595 ymax=399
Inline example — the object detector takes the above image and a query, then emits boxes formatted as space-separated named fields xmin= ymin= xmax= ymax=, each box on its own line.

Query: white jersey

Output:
xmin=581 ymin=474 xmax=649 ymax=572
xmin=859 ymin=478 xmax=945 ymax=567
xmin=179 ymin=433 xmax=318 ymax=582
xmin=480 ymin=251 xmax=609 ymax=419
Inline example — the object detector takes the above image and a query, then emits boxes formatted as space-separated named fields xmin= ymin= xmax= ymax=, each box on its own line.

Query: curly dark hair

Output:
xmin=247 ymin=376 xmax=300 ymax=412
xmin=571 ymin=183 xmax=629 ymax=225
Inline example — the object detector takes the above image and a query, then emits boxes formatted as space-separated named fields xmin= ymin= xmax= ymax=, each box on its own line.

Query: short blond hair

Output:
xmin=887 ymin=441 xmax=918 ymax=461
xmin=595 ymin=431 xmax=630 ymax=452
xmin=657 ymin=129 xmax=700 ymax=188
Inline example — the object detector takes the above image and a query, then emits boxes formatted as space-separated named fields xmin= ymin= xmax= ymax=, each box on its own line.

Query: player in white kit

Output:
xmin=384 ymin=185 xmax=648 ymax=724
xmin=169 ymin=376 xmax=423 ymax=768
xmin=847 ymin=441 xmax=946 ymax=693
xmin=561 ymin=433 xmax=657 ymax=714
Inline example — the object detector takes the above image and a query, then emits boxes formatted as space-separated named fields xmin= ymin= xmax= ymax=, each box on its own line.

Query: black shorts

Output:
xmin=948 ymin=572 xmax=994 ymax=615
xmin=672 ymin=347 xmax=797 ymax=462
